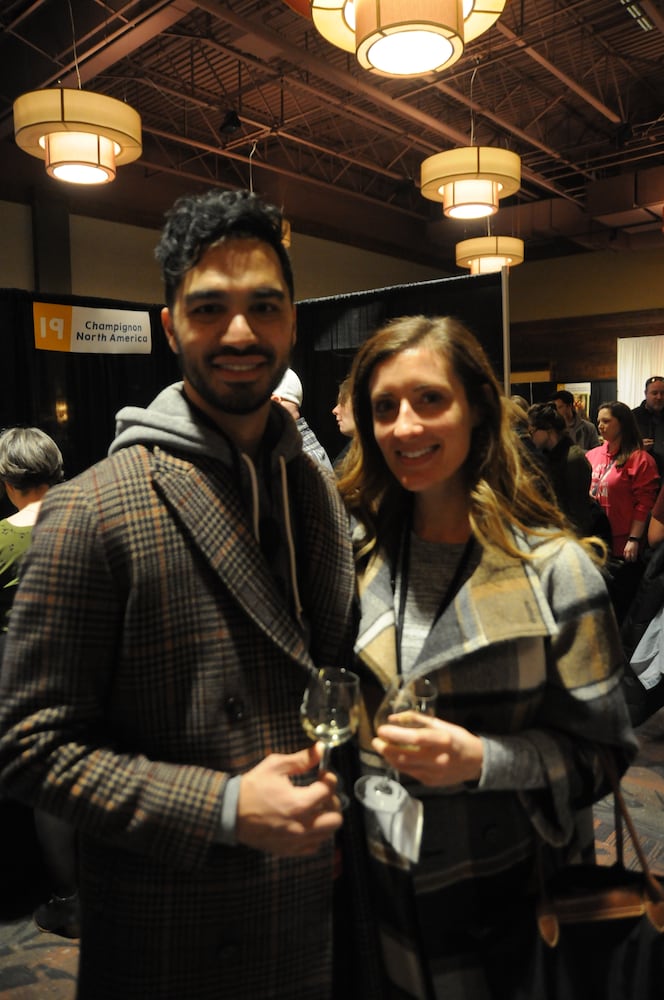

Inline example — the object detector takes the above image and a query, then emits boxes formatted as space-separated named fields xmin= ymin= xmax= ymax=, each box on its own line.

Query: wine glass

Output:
xmin=300 ymin=667 xmax=360 ymax=808
xmin=354 ymin=675 xmax=437 ymax=814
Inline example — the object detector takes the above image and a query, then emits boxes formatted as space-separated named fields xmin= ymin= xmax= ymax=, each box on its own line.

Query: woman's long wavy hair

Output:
xmin=598 ymin=400 xmax=643 ymax=467
xmin=338 ymin=315 xmax=593 ymax=561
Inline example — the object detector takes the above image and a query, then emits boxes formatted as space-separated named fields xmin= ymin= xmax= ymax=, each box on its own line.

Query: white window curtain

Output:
xmin=617 ymin=336 xmax=664 ymax=409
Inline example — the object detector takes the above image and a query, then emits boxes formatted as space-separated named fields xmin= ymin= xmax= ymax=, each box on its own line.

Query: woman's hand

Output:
xmin=373 ymin=712 xmax=483 ymax=787
xmin=623 ymin=537 xmax=640 ymax=562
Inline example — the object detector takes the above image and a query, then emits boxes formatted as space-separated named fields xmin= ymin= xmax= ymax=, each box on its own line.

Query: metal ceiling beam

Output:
xmin=640 ymin=0 xmax=664 ymax=36
xmin=191 ymin=0 xmax=573 ymax=202
xmin=145 ymin=126 xmax=424 ymax=219
xmin=0 ymin=0 xmax=198 ymax=139
xmin=495 ymin=21 xmax=622 ymax=125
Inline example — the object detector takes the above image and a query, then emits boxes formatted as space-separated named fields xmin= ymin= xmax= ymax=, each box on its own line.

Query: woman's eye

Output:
xmin=421 ymin=391 xmax=444 ymax=405
xmin=372 ymin=399 xmax=394 ymax=417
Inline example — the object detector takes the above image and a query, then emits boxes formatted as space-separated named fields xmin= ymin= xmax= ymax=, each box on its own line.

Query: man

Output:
xmin=272 ymin=367 xmax=333 ymax=471
xmin=550 ymin=389 xmax=599 ymax=451
xmin=332 ymin=374 xmax=356 ymax=472
xmin=632 ymin=375 xmax=664 ymax=475
xmin=0 ymin=190 xmax=360 ymax=999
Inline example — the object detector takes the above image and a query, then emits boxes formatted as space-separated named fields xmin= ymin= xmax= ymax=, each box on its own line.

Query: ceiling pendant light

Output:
xmin=311 ymin=1 xmax=356 ymax=52
xmin=283 ymin=0 xmax=313 ymax=16
xmin=354 ymin=0 xmax=464 ymax=77
xmin=13 ymin=88 xmax=142 ymax=185
xmin=456 ymin=235 xmax=524 ymax=274
xmin=463 ymin=0 xmax=507 ymax=42
xmin=421 ymin=147 xmax=521 ymax=219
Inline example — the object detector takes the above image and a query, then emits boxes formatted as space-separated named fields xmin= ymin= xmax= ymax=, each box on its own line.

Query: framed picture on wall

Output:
xmin=560 ymin=381 xmax=591 ymax=419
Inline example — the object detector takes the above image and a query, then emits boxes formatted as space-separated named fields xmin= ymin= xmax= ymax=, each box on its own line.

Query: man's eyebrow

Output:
xmin=251 ymin=286 xmax=287 ymax=301
xmin=183 ymin=286 xmax=286 ymax=306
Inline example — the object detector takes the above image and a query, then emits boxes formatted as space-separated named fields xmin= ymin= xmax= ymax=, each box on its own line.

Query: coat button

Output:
xmin=224 ymin=696 xmax=245 ymax=722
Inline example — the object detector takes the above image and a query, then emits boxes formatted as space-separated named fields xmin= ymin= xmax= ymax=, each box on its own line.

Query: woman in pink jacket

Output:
xmin=586 ymin=400 xmax=659 ymax=621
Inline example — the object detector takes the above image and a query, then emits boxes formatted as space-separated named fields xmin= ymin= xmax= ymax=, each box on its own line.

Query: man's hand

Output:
xmin=235 ymin=744 xmax=342 ymax=856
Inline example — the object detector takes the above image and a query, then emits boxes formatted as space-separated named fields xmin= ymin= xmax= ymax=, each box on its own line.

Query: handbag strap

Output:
xmin=536 ymin=748 xmax=664 ymax=947
xmin=604 ymin=751 xmax=664 ymax=905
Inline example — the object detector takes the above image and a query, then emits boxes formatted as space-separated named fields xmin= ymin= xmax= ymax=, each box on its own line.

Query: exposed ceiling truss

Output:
xmin=1 ymin=0 xmax=663 ymax=268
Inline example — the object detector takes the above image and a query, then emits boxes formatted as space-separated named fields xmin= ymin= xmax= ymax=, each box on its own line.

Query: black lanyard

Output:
xmin=395 ymin=525 xmax=476 ymax=675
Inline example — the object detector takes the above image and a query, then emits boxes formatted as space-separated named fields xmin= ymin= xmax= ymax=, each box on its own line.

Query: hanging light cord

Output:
xmin=66 ymin=0 xmax=82 ymax=90
xmin=469 ymin=65 xmax=478 ymax=147
xmin=248 ymin=140 xmax=258 ymax=193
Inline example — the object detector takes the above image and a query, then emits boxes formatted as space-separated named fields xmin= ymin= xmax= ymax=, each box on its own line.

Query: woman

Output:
xmin=0 ymin=427 xmax=78 ymax=940
xmin=332 ymin=374 xmax=357 ymax=473
xmin=586 ymin=401 xmax=659 ymax=622
xmin=338 ymin=316 xmax=636 ymax=1000
xmin=527 ymin=402 xmax=611 ymax=544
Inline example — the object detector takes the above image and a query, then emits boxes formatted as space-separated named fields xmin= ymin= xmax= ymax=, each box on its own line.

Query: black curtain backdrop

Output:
xmin=0 ymin=288 xmax=178 ymax=481
xmin=0 ymin=272 xmax=504 ymax=486
xmin=291 ymin=272 xmax=504 ymax=462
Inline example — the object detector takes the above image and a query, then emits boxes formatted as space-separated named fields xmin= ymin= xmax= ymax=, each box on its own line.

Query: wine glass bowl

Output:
xmin=374 ymin=676 xmax=437 ymax=730
xmin=300 ymin=667 xmax=360 ymax=806
xmin=355 ymin=675 xmax=436 ymax=812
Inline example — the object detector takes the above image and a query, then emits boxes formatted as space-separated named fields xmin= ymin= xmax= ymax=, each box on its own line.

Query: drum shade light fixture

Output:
xmin=355 ymin=0 xmax=464 ymax=76
xmin=13 ymin=88 xmax=142 ymax=185
xmin=421 ymin=147 xmax=521 ymax=219
xmin=455 ymin=235 xmax=524 ymax=274
xmin=463 ymin=0 xmax=506 ymax=42
xmin=311 ymin=0 xmax=356 ymax=52
xmin=306 ymin=0 xmax=506 ymax=75
xmin=283 ymin=0 xmax=313 ymax=16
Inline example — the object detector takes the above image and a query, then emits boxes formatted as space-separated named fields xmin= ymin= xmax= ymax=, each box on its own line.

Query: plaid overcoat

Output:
xmin=353 ymin=531 xmax=637 ymax=999
xmin=0 ymin=441 xmax=357 ymax=1000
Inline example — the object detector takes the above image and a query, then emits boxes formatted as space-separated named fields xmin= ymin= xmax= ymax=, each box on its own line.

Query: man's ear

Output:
xmin=291 ymin=303 xmax=297 ymax=347
xmin=162 ymin=307 xmax=178 ymax=355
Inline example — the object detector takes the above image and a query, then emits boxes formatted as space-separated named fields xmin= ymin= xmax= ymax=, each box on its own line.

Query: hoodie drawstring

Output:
xmin=240 ymin=452 xmax=304 ymax=630
xmin=279 ymin=455 xmax=304 ymax=629
xmin=240 ymin=453 xmax=261 ymax=543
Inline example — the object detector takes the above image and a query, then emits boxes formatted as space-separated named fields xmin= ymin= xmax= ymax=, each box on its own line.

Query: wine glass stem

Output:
xmin=319 ymin=743 xmax=332 ymax=773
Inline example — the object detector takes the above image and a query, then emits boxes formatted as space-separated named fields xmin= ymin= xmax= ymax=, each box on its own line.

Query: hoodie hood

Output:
xmin=110 ymin=380 xmax=302 ymax=468
xmin=109 ymin=381 xmax=308 ymax=631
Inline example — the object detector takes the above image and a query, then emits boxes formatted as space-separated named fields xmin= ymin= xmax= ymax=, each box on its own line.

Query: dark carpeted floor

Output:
xmin=1 ymin=707 xmax=663 ymax=998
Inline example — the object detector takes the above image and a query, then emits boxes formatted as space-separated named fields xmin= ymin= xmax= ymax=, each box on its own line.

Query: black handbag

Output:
xmin=498 ymin=756 xmax=664 ymax=1000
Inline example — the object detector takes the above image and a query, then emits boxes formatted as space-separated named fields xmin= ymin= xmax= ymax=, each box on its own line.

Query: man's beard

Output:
xmin=177 ymin=346 xmax=290 ymax=416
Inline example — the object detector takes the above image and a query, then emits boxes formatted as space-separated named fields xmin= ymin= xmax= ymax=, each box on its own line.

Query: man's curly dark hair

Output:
xmin=154 ymin=189 xmax=294 ymax=307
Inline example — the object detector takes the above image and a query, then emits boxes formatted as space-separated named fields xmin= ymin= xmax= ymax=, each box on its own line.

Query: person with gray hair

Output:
xmin=0 ymin=426 xmax=64 ymax=634
xmin=0 ymin=427 xmax=77 ymax=941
